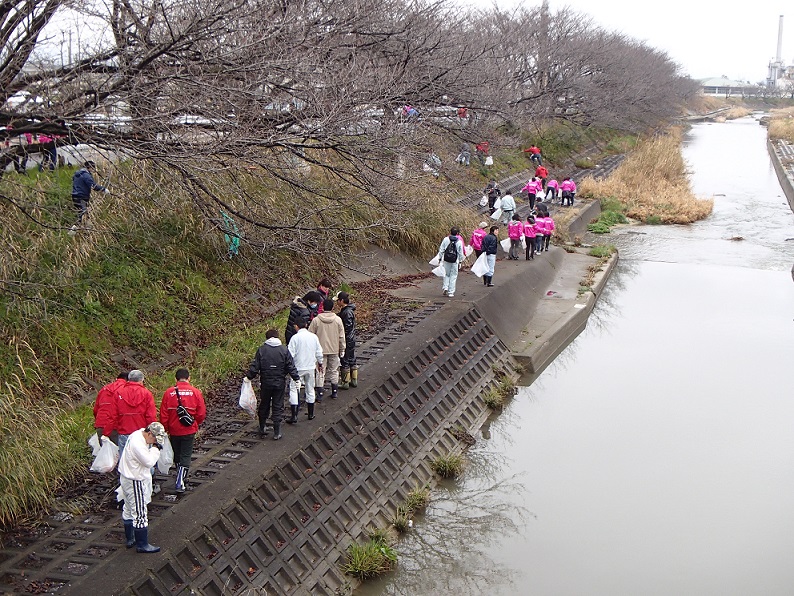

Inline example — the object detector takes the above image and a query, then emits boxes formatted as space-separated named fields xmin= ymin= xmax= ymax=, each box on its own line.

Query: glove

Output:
xmin=154 ymin=443 xmax=163 ymax=451
xmin=96 ymin=429 xmax=104 ymax=441
xmin=104 ymin=188 xmax=110 ymax=194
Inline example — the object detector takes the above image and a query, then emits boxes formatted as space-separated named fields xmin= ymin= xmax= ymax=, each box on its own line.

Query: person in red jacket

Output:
xmin=159 ymin=368 xmax=206 ymax=493
xmin=94 ymin=372 xmax=128 ymax=441
xmin=116 ymin=370 xmax=157 ymax=456
xmin=535 ymin=165 xmax=549 ymax=189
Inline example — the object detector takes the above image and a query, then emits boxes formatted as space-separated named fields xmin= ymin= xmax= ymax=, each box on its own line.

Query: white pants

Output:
xmin=442 ymin=261 xmax=459 ymax=294
xmin=290 ymin=370 xmax=316 ymax=405
xmin=121 ymin=474 xmax=152 ymax=529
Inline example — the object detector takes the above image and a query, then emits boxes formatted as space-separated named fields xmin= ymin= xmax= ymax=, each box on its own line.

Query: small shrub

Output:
xmin=344 ymin=535 xmax=397 ymax=580
xmin=645 ymin=215 xmax=662 ymax=225
xmin=587 ymin=221 xmax=611 ymax=234
xmin=431 ymin=454 xmax=464 ymax=478
xmin=497 ymin=376 xmax=515 ymax=397
xmin=574 ymin=157 xmax=595 ymax=169
xmin=573 ymin=235 xmax=583 ymax=247
xmin=391 ymin=506 xmax=410 ymax=533
xmin=588 ymin=244 xmax=616 ymax=258
xmin=483 ymin=387 xmax=504 ymax=409
xmin=599 ymin=210 xmax=628 ymax=226
xmin=403 ymin=487 xmax=431 ymax=513
xmin=368 ymin=526 xmax=392 ymax=544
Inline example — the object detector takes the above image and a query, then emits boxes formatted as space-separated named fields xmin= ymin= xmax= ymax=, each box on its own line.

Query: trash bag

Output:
xmin=521 ymin=237 xmax=527 ymax=250
xmin=429 ymin=255 xmax=440 ymax=266
xmin=156 ymin=436 xmax=174 ymax=475
xmin=490 ymin=208 xmax=502 ymax=221
xmin=479 ymin=195 xmax=488 ymax=207
xmin=88 ymin=433 xmax=102 ymax=457
xmin=500 ymin=238 xmax=511 ymax=252
xmin=484 ymin=156 xmax=494 ymax=166
xmin=431 ymin=263 xmax=445 ymax=277
xmin=90 ymin=437 xmax=119 ymax=474
xmin=464 ymin=245 xmax=474 ymax=258
xmin=493 ymin=197 xmax=502 ymax=210
xmin=471 ymin=253 xmax=489 ymax=277
xmin=239 ymin=378 xmax=257 ymax=418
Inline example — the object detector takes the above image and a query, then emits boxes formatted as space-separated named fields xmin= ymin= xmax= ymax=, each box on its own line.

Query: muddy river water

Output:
xmin=360 ymin=117 xmax=794 ymax=595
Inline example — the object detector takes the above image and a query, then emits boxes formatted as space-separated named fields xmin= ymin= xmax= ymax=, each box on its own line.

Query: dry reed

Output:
xmin=578 ymin=129 xmax=713 ymax=224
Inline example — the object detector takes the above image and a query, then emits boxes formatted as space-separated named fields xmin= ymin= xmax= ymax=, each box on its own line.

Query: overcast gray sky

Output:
xmin=490 ymin=0 xmax=790 ymax=83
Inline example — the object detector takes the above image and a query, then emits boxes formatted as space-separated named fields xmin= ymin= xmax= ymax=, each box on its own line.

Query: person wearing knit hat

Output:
xmin=470 ymin=222 xmax=489 ymax=258
xmin=118 ymin=422 xmax=168 ymax=553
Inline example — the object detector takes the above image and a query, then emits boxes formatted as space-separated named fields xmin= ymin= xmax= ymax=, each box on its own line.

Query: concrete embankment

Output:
xmin=768 ymin=137 xmax=794 ymax=213
xmin=0 ymin=202 xmax=617 ymax=595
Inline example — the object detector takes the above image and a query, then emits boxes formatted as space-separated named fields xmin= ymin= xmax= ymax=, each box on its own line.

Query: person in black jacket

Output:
xmin=285 ymin=291 xmax=323 ymax=345
xmin=246 ymin=329 xmax=300 ymax=440
xmin=336 ymin=292 xmax=357 ymax=389
xmin=481 ymin=225 xmax=499 ymax=287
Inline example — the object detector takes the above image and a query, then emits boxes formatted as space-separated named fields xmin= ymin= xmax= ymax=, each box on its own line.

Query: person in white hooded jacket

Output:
xmin=287 ymin=318 xmax=324 ymax=423
xmin=118 ymin=422 xmax=167 ymax=553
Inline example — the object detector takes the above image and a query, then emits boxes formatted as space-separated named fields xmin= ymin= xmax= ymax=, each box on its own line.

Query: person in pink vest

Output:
xmin=523 ymin=216 xmax=537 ymax=260
xmin=470 ymin=222 xmax=488 ymax=258
xmin=545 ymin=178 xmax=559 ymax=203
xmin=543 ymin=213 xmax=555 ymax=251
xmin=507 ymin=215 xmax=523 ymax=260
xmin=534 ymin=212 xmax=548 ymax=254
xmin=561 ymin=177 xmax=577 ymax=206
xmin=520 ymin=177 xmax=542 ymax=210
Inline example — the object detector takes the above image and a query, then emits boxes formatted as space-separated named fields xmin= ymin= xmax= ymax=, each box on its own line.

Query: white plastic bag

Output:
xmin=471 ymin=253 xmax=488 ymax=277
xmin=88 ymin=433 xmax=102 ymax=457
xmin=484 ymin=156 xmax=494 ymax=166
xmin=90 ymin=437 xmax=119 ymax=474
xmin=157 ymin=436 xmax=174 ymax=475
xmin=431 ymin=263 xmax=445 ymax=277
xmin=490 ymin=208 xmax=502 ymax=220
xmin=521 ymin=237 xmax=527 ymax=250
xmin=493 ymin=197 xmax=502 ymax=210
xmin=429 ymin=255 xmax=440 ymax=266
xmin=500 ymin=238 xmax=511 ymax=252
xmin=479 ymin=195 xmax=488 ymax=207
xmin=239 ymin=377 xmax=257 ymax=418
xmin=464 ymin=245 xmax=474 ymax=258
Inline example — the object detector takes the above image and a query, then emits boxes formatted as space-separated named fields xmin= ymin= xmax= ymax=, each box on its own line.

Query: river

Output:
xmin=359 ymin=116 xmax=794 ymax=595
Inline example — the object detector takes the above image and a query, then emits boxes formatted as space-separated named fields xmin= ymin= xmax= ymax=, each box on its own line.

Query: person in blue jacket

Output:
xmin=70 ymin=161 xmax=107 ymax=232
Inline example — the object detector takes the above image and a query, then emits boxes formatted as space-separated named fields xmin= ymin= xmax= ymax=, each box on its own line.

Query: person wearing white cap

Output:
xmin=118 ymin=422 xmax=167 ymax=553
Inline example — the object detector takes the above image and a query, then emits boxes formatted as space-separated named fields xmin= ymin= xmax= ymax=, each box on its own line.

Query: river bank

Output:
xmin=0 ymin=181 xmax=620 ymax=595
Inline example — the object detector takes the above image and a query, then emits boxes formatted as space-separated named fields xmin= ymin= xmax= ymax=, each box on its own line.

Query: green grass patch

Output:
xmin=483 ymin=387 xmax=504 ymax=409
xmin=587 ymin=201 xmax=628 ymax=235
xmin=588 ymin=244 xmax=616 ymax=258
xmin=574 ymin=158 xmax=595 ymax=169
xmin=645 ymin=215 xmax=662 ymax=225
xmin=430 ymin=454 xmax=464 ymax=478
xmin=344 ymin=533 xmax=398 ymax=580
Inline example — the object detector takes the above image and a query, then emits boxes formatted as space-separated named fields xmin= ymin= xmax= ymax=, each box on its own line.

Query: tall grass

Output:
xmin=768 ymin=108 xmax=794 ymax=143
xmin=578 ymin=129 xmax=713 ymax=224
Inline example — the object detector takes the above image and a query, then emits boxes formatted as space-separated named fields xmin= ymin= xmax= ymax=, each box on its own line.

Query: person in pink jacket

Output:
xmin=470 ymin=222 xmax=488 ymax=257
xmin=507 ymin=215 xmax=523 ymax=260
xmin=520 ymin=177 xmax=542 ymax=210
xmin=543 ymin=213 xmax=555 ymax=251
xmin=561 ymin=177 xmax=577 ymax=206
xmin=523 ymin=216 xmax=537 ymax=260
xmin=545 ymin=179 xmax=559 ymax=203
xmin=534 ymin=212 xmax=547 ymax=254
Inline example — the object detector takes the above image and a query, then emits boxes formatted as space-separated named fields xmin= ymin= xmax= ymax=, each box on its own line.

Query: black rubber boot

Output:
xmin=134 ymin=527 xmax=160 ymax=553
xmin=272 ymin=422 xmax=282 ymax=440
xmin=486 ymin=276 xmax=495 ymax=287
xmin=315 ymin=387 xmax=323 ymax=402
xmin=123 ymin=520 xmax=135 ymax=548
xmin=286 ymin=405 xmax=298 ymax=424
xmin=307 ymin=403 xmax=315 ymax=420
xmin=331 ymin=384 xmax=338 ymax=399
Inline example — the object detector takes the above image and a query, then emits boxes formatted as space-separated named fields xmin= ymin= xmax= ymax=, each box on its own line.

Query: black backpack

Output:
xmin=443 ymin=236 xmax=458 ymax=263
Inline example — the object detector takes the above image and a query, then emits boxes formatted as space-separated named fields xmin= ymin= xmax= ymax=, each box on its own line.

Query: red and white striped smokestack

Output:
xmin=776 ymin=15 xmax=784 ymax=62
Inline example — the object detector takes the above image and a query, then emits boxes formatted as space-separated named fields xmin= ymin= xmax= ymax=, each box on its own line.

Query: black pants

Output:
xmin=341 ymin=341 xmax=357 ymax=369
xmin=72 ymin=195 xmax=89 ymax=224
xmin=169 ymin=434 xmax=195 ymax=469
xmin=525 ymin=239 xmax=535 ymax=259
xmin=259 ymin=383 xmax=286 ymax=427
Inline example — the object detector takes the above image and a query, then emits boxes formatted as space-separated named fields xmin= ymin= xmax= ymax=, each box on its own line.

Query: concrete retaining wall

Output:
xmin=768 ymin=138 xmax=794 ymax=213
xmin=79 ymin=305 xmax=519 ymax=595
